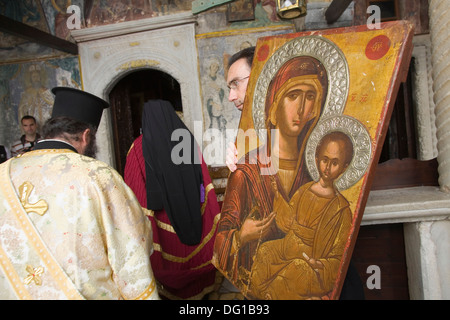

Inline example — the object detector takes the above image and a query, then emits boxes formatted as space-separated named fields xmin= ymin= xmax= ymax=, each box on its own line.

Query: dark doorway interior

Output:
xmin=371 ymin=58 xmax=439 ymax=190
xmin=109 ymin=69 xmax=182 ymax=176
xmin=352 ymin=223 xmax=410 ymax=300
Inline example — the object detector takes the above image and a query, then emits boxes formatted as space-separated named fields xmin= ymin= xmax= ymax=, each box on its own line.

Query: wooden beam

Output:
xmin=0 ymin=14 xmax=78 ymax=55
xmin=325 ymin=0 xmax=353 ymax=24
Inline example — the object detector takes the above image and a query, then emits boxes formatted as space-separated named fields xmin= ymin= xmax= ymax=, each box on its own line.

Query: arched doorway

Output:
xmin=109 ymin=69 xmax=182 ymax=176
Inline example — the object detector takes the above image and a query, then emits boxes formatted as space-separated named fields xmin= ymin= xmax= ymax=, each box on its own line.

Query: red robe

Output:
xmin=124 ymin=135 xmax=221 ymax=299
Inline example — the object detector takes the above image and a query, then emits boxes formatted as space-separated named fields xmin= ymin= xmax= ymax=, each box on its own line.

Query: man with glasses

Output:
xmin=226 ymin=46 xmax=254 ymax=112
xmin=225 ymin=46 xmax=255 ymax=172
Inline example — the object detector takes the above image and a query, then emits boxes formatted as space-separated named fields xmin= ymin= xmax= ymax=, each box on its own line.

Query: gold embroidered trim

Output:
xmin=0 ymin=243 xmax=33 ymax=300
xmin=143 ymin=182 xmax=220 ymax=264
xmin=191 ymin=260 xmax=213 ymax=271
xmin=152 ymin=213 xmax=221 ymax=264
xmin=144 ymin=208 xmax=175 ymax=233
xmin=126 ymin=142 xmax=135 ymax=157
xmin=19 ymin=149 xmax=76 ymax=157
xmin=157 ymin=280 xmax=216 ymax=300
xmin=24 ymin=265 xmax=44 ymax=286
xmin=133 ymin=279 xmax=157 ymax=300
xmin=201 ymin=183 xmax=214 ymax=215
xmin=153 ymin=215 xmax=175 ymax=233
xmin=146 ymin=183 xmax=216 ymax=235
xmin=19 ymin=182 xmax=48 ymax=216
xmin=142 ymin=208 xmax=154 ymax=217
xmin=1 ymin=160 xmax=84 ymax=300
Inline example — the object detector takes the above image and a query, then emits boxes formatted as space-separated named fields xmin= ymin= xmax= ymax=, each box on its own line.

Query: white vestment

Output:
xmin=0 ymin=148 xmax=159 ymax=300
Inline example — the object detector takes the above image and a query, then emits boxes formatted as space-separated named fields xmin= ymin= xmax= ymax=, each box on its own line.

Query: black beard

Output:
xmin=83 ymin=138 xmax=98 ymax=158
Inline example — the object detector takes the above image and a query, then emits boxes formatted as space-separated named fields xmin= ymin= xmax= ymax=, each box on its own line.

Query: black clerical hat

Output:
xmin=51 ymin=87 xmax=109 ymax=129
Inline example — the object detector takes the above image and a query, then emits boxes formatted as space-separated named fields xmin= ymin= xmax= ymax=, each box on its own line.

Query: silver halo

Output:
xmin=305 ymin=115 xmax=372 ymax=191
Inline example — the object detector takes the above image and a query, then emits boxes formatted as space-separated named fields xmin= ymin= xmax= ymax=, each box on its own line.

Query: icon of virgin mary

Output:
xmin=213 ymin=55 xmax=329 ymax=297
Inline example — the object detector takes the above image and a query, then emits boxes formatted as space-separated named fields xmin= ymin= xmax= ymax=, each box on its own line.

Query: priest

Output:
xmin=0 ymin=87 xmax=159 ymax=300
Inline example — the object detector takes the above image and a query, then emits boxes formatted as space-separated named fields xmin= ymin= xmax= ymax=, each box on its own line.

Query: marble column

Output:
xmin=429 ymin=0 xmax=450 ymax=192
xmin=404 ymin=220 xmax=450 ymax=299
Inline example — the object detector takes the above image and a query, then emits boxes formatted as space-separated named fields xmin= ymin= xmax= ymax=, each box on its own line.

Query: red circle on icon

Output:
xmin=365 ymin=35 xmax=391 ymax=60
xmin=257 ymin=44 xmax=270 ymax=62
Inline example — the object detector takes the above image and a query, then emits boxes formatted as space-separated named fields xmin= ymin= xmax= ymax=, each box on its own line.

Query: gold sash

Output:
xmin=0 ymin=160 xmax=84 ymax=300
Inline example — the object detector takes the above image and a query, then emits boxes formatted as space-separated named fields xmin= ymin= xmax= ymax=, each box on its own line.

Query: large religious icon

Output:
xmin=212 ymin=21 xmax=414 ymax=299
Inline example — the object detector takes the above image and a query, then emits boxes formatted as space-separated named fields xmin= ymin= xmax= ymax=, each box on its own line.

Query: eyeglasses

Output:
xmin=227 ymin=76 xmax=249 ymax=90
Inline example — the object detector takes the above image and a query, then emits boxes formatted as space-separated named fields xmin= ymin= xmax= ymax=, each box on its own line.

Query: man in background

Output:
xmin=225 ymin=46 xmax=255 ymax=171
xmin=10 ymin=115 xmax=41 ymax=157
xmin=226 ymin=46 xmax=255 ymax=113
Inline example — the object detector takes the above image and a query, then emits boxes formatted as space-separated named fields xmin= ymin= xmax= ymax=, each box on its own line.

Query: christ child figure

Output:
xmin=249 ymin=131 xmax=355 ymax=300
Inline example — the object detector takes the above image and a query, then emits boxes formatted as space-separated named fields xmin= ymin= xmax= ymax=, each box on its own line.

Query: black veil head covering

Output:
xmin=51 ymin=87 xmax=109 ymax=129
xmin=142 ymin=99 xmax=203 ymax=246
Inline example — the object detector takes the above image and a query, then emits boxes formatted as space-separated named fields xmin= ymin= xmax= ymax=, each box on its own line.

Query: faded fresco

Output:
xmin=227 ymin=0 xmax=254 ymax=22
xmin=0 ymin=0 xmax=54 ymax=62
xmin=1 ymin=57 xmax=81 ymax=145
xmin=0 ymin=1 xmax=83 ymax=149
xmin=213 ymin=21 xmax=414 ymax=299
xmin=87 ymin=0 xmax=192 ymax=26
xmin=40 ymin=0 xmax=84 ymax=39
xmin=0 ymin=0 xmax=49 ymax=32
xmin=196 ymin=26 xmax=294 ymax=166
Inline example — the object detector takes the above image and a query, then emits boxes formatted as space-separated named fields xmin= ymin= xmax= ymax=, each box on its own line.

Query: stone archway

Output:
xmin=72 ymin=12 xmax=202 ymax=168
xmin=109 ymin=69 xmax=182 ymax=176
